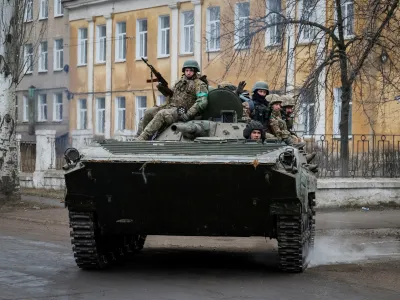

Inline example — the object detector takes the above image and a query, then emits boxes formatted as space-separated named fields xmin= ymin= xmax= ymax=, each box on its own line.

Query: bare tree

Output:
xmin=0 ymin=0 xmax=46 ymax=204
xmin=211 ymin=0 xmax=400 ymax=175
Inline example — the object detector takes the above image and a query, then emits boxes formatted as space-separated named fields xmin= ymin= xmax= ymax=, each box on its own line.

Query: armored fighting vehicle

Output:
xmin=63 ymin=88 xmax=317 ymax=273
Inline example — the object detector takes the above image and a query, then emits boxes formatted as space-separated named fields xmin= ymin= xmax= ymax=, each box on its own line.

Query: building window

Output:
xmin=53 ymin=93 xmax=63 ymax=121
xmin=15 ymin=96 xmax=18 ymax=122
xmin=235 ymin=2 xmax=250 ymax=49
xmin=54 ymin=39 xmax=64 ymax=70
xmin=157 ymin=95 xmax=166 ymax=106
xmin=97 ymin=25 xmax=106 ymax=63
xmin=266 ymin=0 xmax=282 ymax=46
xmin=341 ymin=0 xmax=354 ymax=37
xmin=38 ymin=94 xmax=47 ymax=121
xmin=24 ymin=44 xmax=33 ymax=74
xmin=25 ymin=0 xmax=33 ymax=22
xmin=78 ymin=28 xmax=88 ymax=65
xmin=96 ymin=98 xmax=106 ymax=134
xmin=115 ymin=97 xmax=126 ymax=131
xmin=298 ymin=86 xmax=316 ymax=135
xmin=158 ymin=16 xmax=170 ymax=57
xmin=333 ymin=87 xmax=352 ymax=136
xmin=39 ymin=0 xmax=48 ymax=19
xmin=23 ymin=96 xmax=29 ymax=122
xmin=135 ymin=96 xmax=147 ymax=130
xmin=54 ymin=0 xmax=63 ymax=16
xmin=116 ymin=22 xmax=126 ymax=61
xmin=78 ymin=99 xmax=87 ymax=130
xmin=38 ymin=41 xmax=48 ymax=72
xmin=299 ymin=0 xmax=318 ymax=43
xmin=136 ymin=19 xmax=148 ymax=59
xmin=181 ymin=11 xmax=194 ymax=54
xmin=206 ymin=7 xmax=220 ymax=52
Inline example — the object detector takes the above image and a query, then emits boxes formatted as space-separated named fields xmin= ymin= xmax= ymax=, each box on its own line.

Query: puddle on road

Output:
xmin=309 ymin=236 xmax=400 ymax=267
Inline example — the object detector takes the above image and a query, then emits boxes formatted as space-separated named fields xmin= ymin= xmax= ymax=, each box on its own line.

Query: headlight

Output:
xmin=64 ymin=148 xmax=80 ymax=163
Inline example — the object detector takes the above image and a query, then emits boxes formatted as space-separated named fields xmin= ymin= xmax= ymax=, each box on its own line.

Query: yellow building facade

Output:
xmin=63 ymin=0 xmax=400 ymax=140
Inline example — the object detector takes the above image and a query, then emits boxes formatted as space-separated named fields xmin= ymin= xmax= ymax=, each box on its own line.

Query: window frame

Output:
xmin=38 ymin=94 xmax=48 ymax=122
xmin=115 ymin=97 xmax=126 ymax=132
xmin=158 ymin=15 xmax=170 ymax=58
xmin=115 ymin=22 xmax=127 ymax=62
xmin=96 ymin=97 xmax=106 ymax=134
xmin=340 ymin=0 xmax=355 ymax=39
xmin=53 ymin=93 xmax=63 ymax=121
xmin=297 ymin=0 xmax=318 ymax=44
xmin=265 ymin=0 xmax=282 ymax=47
xmin=234 ymin=2 xmax=251 ymax=50
xmin=54 ymin=39 xmax=64 ymax=71
xmin=25 ymin=0 xmax=33 ymax=22
xmin=38 ymin=41 xmax=48 ymax=72
xmin=96 ymin=25 xmax=107 ymax=63
xmin=77 ymin=99 xmax=88 ymax=130
xmin=180 ymin=10 xmax=194 ymax=54
xmin=54 ymin=0 xmax=64 ymax=17
xmin=136 ymin=19 xmax=148 ymax=59
xmin=157 ymin=95 xmax=166 ymax=106
xmin=135 ymin=96 xmax=147 ymax=131
xmin=24 ymin=44 xmax=33 ymax=74
xmin=39 ymin=0 xmax=48 ymax=20
xmin=78 ymin=28 xmax=88 ymax=66
xmin=206 ymin=6 xmax=221 ymax=52
xmin=333 ymin=87 xmax=353 ymax=137
xmin=23 ymin=96 xmax=29 ymax=122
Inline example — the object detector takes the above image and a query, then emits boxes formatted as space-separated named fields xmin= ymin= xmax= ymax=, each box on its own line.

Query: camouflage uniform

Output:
xmin=269 ymin=110 xmax=297 ymax=145
xmin=137 ymin=73 xmax=208 ymax=140
xmin=280 ymin=95 xmax=301 ymax=143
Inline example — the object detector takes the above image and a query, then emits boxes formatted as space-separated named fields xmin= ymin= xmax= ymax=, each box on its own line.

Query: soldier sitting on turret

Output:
xmin=136 ymin=59 xmax=208 ymax=141
xmin=243 ymin=120 xmax=265 ymax=142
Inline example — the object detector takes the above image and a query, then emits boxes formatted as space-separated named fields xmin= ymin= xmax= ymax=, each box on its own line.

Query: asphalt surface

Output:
xmin=0 ymin=202 xmax=400 ymax=300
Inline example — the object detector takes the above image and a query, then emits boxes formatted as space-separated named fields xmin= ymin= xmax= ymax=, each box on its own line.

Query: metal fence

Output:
xmin=20 ymin=142 xmax=36 ymax=172
xmin=303 ymin=134 xmax=400 ymax=178
xmin=55 ymin=135 xmax=71 ymax=170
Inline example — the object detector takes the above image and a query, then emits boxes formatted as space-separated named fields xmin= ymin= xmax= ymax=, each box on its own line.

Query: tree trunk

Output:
xmin=0 ymin=0 xmax=21 ymax=205
xmin=339 ymin=85 xmax=351 ymax=177
xmin=0 ymin=77 xmax=21 ymax=205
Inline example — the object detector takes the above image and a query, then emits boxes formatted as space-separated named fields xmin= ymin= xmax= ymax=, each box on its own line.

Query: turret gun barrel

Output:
xmin=171 ymin=123 xmax=207 ymax=137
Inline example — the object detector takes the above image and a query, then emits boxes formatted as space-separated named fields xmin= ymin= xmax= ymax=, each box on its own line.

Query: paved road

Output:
xmin=0 ymin=207 xmax=399 ymax=300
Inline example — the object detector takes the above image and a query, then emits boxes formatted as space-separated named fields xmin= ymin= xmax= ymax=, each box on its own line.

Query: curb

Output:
xmin=0 ymin=214 xmax=69 ymax=226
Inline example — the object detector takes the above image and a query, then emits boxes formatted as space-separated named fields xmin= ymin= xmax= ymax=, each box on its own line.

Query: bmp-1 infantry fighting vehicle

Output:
xmin=63 ymin=88 xmax=317 ymax=273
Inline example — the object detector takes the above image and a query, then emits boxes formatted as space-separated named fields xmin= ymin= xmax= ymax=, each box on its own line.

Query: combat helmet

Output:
xmin=252 ymin=81 xmax=269 ymax=94
xmin=243 ymin=120 xmax=265 ymax=140
xmin=281 ymin=95 xmax=296 ymax=107
xmin=182 ymin=59 xmax=200 ymax=73
xmin=218 ymin=81 xmax=237 ymax=92
xmin=266 ymin=94 xmax=282 ymax=106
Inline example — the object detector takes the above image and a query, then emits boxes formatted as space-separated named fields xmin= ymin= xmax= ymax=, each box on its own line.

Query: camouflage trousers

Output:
xmin=137 ymin=107 xmax=179 ymax=140
xmin=136 ymin=106 xmax=162 ymax=136
xmin=283 ymin=135 xmax=299 ymax=145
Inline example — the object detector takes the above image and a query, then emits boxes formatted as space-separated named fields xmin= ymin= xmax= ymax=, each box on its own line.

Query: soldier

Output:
xmin=250 ymin=81 xmax=270 ymax=129
xmin=243 ymin=120 xmax=265 ymax=142
xmin=136 ymin=60 xmax=208 ymax=141
xmin=269 ymin=96 xmax=305 ymax=148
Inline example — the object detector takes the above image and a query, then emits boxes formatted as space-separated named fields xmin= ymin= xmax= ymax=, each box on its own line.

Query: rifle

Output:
xmin=141 ymin=57 xmax=173 ymax=97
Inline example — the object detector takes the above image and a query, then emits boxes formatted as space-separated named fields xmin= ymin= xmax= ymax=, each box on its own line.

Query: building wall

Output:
xmin=17 ymin=0 xmax=70 ymax=142
xmin=63 ymin=0 xmax=400 ymax=139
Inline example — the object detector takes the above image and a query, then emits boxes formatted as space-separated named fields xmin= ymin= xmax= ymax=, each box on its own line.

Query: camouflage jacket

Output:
xmin=281 ymin=109 xmax=294 ymax=131
xmin=269 ymin=110 xmax=291 ymax=139
xmin=170 ymin=74 xmax=208 ymax=118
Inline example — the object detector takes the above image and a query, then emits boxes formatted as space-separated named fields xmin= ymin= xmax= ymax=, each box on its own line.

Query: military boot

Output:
xmin=305 ymin=152 xmax=317 ymax=163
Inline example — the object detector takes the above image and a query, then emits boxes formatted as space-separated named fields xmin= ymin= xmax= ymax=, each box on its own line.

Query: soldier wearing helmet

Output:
xmin=269 ymin=95 xmax=304 ymax=147
xmin=137 ymin=59 xmax=208 ymax=140
xmin=243 ymin=120 xmax=265 ymax=142
xmin=250 ymin=81 xmax=270 ymax=129
xmin=280 ymin=95 xmax=296 ymax=133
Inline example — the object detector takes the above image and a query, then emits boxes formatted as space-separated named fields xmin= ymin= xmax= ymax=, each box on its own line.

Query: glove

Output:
xmin=179 ymin=113 xmax=190 ymax=122
xmin=236 ymin=81 xmax=246 ymax=95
